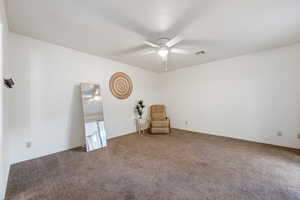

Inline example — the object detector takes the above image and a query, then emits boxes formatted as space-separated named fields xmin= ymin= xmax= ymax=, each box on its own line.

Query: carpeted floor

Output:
xmin=5 ymin=131 xmax=300 ymax=200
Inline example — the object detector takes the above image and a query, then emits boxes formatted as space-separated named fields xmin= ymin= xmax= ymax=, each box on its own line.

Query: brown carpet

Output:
xmin=5 ymin=131 xmax=300 ymax=200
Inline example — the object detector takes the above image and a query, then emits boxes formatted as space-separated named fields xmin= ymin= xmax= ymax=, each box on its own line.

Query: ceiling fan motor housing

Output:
xmin=158 ymin=46 xmax=169 ymax=57
xmin=157 ymin=38 xmax=170 ymax=46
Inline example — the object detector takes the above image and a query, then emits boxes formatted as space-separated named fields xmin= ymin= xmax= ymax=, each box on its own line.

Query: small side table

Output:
xmin=136 ymin=118 xmax=148 ymax=135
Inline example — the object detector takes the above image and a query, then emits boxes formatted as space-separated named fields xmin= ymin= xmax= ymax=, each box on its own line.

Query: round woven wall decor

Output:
xmin=109 ymin=72 xmax=133 ymax=99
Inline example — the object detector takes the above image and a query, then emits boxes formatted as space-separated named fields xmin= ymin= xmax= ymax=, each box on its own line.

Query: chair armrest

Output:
xmin=166 ymin=117 xmax=170 ymax=129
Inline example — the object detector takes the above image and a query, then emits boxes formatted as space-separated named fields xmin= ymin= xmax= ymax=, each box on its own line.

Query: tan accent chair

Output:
xmin=150 ymin=105 xmax=170 ymax=134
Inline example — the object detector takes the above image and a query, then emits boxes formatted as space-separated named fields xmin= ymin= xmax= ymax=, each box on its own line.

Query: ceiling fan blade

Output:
xmin=140 ymin=49 xmax=156 ymax=56
xmin=171 ymin=48 xmax=190 ymax=55
xmin=166 ymin=35 xmax=184 ymax=47
xmin=144 ymin=41 xmax=159 ymax=48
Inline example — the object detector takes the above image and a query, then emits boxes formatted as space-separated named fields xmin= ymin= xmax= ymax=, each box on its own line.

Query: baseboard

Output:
xmin=171 ymin=128 xmax=300 ymax=152
xmin=11 ymin=130 xmax=146 ymax=165
xmin=11 ymin=128 xmax=298 ymax=166
xmin=108 ymin=131 xmax=138 ymax=140
xmin=108 ymin=128 xmax=151 ymax=139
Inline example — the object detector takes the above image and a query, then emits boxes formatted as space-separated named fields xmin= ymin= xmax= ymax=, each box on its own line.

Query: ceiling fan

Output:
xmin=142 ymin=35 xmax=190 ymax=71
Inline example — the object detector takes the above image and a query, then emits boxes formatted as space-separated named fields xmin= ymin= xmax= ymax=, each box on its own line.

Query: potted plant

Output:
xmin=135 ymin=100 xmax=145 ymax=119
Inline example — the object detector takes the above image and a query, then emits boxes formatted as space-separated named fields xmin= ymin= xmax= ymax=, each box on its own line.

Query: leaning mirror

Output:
xmin=80 ymin=83 xmax=107 ymax=152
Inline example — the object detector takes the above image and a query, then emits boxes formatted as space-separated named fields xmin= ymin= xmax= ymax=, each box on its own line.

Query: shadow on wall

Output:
xmin=67 ymin=85 xmax=85 ymax=148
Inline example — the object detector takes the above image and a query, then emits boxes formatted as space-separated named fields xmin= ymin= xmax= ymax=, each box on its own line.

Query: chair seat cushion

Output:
xmin=151 ymin=127 xmax=170 ymax=134
xmin=151 ymin=120 xmax=169 ymax=128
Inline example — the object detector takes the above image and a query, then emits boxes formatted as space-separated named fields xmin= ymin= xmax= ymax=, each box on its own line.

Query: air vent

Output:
xmin=195 ymin=50 xmax=206 ymax=55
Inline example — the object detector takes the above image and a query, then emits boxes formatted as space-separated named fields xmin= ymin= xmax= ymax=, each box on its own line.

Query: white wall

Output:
xmin=7 ymin=33 xmax=161 ymax=164
xmin=161 ymin=44 xmax=300 ymax=149
xmin=0 ymin=0 xmax=9 ymax=198
xmin=6 ymin=32 xmax=300 ymax=168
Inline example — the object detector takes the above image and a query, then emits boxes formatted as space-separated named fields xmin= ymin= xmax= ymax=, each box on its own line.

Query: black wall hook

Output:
xmin=4 ymin=78 xmax=15 ymax=88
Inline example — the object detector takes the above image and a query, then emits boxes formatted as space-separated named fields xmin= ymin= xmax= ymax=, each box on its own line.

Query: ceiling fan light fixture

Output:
xmin=157 ymin=47 xmax=169 ymax=57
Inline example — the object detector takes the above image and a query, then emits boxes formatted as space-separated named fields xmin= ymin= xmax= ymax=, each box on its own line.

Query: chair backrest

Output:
xmin=151 ymin=105 xmax=167 ymax=121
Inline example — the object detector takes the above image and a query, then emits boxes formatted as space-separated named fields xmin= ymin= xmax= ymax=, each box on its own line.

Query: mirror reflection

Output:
xmin=80 ymin=83 xmax=107 ymax=152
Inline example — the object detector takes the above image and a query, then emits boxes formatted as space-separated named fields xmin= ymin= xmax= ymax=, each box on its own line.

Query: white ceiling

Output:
xmin=5 ymin=0 xmax=300 ymax=72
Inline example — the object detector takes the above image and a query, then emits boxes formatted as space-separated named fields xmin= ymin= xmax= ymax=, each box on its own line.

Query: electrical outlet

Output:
xmin=26 ymin=141 xmax=32 ymax=148
xmin=277 ymin=131 xmax=282 ymax=136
